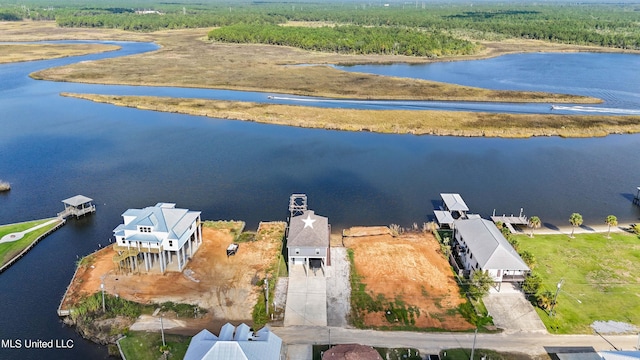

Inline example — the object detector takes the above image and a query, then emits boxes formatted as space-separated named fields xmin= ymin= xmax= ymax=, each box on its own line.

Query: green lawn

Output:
xmin=119 ymin=331 xmax=191 ymax=360
xmin=0 ymin=218 xmax=59 ymax=266
xmin=517 ymin=231 xmax=640 ymax=333
xmin=440 ymin=348 xmax=541 ymax=360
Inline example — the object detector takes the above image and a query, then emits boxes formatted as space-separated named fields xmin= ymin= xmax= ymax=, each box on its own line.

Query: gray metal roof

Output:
xmin=440 ymin=193 xmax=469 ymax=212
xmin=434 ymin=210 xmax=455 ymax=226
xmin=454 ymin=218 xmax=529 ymax=271
xmin=184 ymin=324 xmax=282 ymax=360
xmin=600 ymin=351 xmax=640 ymax=360
xmin=287 ymin=210 xmax=329 ymax=248
xmin=62 ymin=195 xmax=93 ymax=207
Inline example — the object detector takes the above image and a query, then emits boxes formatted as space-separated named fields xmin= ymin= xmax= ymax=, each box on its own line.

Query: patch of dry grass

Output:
xmin=0 ymin=44 xmax=120 ymax=64
xmin=62 ymin=93 xmax=640 ymax=138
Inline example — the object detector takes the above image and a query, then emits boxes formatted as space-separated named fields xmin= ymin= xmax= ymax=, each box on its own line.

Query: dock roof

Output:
xmin=440 ymin=193 xmax=469 ymax=212
xmin=434 ymin=210 xmax=455 ymax=226
xmin=62 ymin=195 xmax=93 ymax=207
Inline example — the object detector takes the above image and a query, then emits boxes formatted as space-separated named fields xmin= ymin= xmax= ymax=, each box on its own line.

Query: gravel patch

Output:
xmin=591 ymin=320 xmax=639 ymax=334
xmin=326 ymin=247 xmax=350 ymax=327
xmin=274 ymin=277 xmax=289 ymax=314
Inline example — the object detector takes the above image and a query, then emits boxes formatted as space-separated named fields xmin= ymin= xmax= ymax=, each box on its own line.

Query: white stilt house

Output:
xmin=112 ymin=203 xmax=202 ymax=273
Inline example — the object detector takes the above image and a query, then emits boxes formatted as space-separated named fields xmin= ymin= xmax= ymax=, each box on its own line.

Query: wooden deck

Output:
xmin=57 ymin=204 xmax=95 ymax=219
xmin=491 ymin=214 xmax=529 ymax=234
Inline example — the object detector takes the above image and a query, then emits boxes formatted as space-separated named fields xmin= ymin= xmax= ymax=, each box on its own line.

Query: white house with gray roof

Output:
xmin=453 ymin=217 xmax=529 ymax=283
xmin=184 ymin=323 xmax=282 ymax=360
xmin=112 ymin=203 xmax=202 ymax=273
xmin=287 ymin=210 xmax=330 ymax=274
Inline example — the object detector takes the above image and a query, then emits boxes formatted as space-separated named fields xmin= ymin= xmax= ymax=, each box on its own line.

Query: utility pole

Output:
xmin=265 ymin=275 xmax=269 ymax=317
xmin=550 ymin=279 xmax=564 ymax=317
xmin=469 ymin=328 xmax=477 ymax=360
xmin=101 ymin=276 xmax=106 ymax=313
xmin=160 ymin=315 xmax=166 ymax=347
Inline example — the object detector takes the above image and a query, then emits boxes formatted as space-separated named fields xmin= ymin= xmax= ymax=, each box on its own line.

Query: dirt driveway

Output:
xmin=344 ymin=231 xmax=474 ymax=331
xmin=62 ymin=222 xmax=285 ymax=324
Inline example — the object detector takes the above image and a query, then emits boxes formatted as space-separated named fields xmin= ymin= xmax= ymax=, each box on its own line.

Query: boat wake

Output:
xmin=551 ymin=105 xmax=640 ymax=115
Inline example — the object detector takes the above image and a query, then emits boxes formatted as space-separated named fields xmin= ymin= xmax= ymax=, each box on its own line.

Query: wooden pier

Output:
xmin=491 ymin=208 xmax=528 ymax=234
xmin=634 ymin=187 xmax=640 ymax=206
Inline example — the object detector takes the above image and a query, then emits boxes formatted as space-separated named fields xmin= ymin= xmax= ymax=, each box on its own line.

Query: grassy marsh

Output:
xmin=16 ymin=21 xmax=601 ymax=104
xmin=63 ymin=93 xmax=640 ymax=138
xmin=0 ymin=43 xmax=120 ymax=64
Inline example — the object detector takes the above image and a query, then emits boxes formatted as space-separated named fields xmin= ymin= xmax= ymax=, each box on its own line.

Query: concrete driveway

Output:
xmin=284 ymin=264 xmax=327 ymax=326
xmin=483 ymin=283 xmax=547 ymax=333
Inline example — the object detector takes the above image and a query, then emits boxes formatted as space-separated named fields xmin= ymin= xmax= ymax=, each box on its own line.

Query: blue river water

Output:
xmin=0 ymin=41 xmax=639 ymax=359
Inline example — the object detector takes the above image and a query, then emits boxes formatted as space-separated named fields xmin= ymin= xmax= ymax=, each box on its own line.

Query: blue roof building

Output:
xmin=112 ymin=203 xmax=202 ymax=273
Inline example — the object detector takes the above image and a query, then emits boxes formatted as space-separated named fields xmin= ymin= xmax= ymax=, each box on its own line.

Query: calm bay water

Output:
xmin=0 ymin=42 xmax=639 ymax=359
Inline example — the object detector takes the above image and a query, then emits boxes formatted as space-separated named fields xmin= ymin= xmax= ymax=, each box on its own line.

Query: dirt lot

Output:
xmin=60 ymin=222 xmax=285 ymax=325
xmin=344 ymin=231 xmax=474 ymax=331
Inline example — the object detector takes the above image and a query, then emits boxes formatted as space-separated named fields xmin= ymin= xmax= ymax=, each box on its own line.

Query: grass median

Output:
xmin=0 ymin=218 xmax=60 ymax=267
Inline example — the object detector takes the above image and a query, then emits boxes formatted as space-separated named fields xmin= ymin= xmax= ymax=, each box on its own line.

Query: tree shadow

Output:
xmin=543 ymin=222 xmax=559 ymax=231
xmin=580 ymin=224 xmax=595 ymax=231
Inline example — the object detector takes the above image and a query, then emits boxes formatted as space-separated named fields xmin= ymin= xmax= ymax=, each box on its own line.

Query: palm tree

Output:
xmin=569 ymin=213 xmax=583 ymax=238
xmin=605 ymin=215 xmax=618 ymax=239
xmin=528 ymin=216 xmax=541 ymax=238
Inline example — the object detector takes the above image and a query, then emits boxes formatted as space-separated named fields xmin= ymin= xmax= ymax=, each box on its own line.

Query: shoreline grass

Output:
xmin=0 ymin=44 xmax=121 ymax=64
xmin=63 ymin=93 xmax=640 ymax=138
xmin=516 ymin=231 xmax=640 ymax=334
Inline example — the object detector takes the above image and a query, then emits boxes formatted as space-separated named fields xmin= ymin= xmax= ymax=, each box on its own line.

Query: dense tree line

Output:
xmin=56 ymin=11 xmax=286 ymax=31
xmin=1 ymin=2 xmax=639 ymax=49
xmin=208 ymin=23 xmax=477 ymax=57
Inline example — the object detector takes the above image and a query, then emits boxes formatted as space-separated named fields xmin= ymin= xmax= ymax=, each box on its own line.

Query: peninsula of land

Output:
xmin=5 ymin=21 xmax=640 ymax=137
xmin=0 ymin=43 xmax=120 ymax=64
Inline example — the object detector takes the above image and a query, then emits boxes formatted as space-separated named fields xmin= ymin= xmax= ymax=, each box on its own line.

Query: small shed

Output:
xmin=58 ymin=195 xmax=96 ymax=219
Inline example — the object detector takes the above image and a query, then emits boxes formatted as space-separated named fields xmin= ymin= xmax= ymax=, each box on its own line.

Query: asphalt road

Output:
xmin=272 ymin=326 xmax=639 ymax=356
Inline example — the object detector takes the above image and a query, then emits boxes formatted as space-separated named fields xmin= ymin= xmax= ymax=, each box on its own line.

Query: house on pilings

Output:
xmin=112 ymin=203 xmax=202 ymax=273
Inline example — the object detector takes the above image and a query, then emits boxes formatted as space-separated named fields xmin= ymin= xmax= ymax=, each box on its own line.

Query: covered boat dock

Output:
xmin=57 ymin=195 xmax=96 ymax=219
